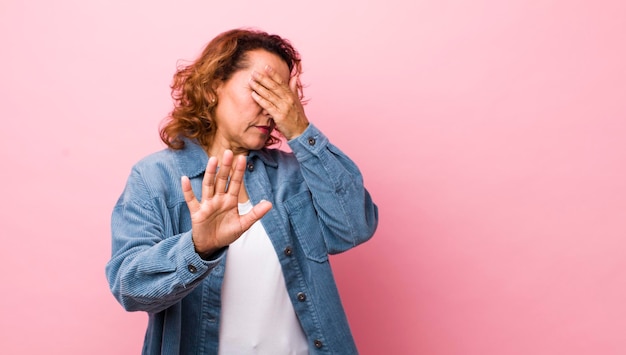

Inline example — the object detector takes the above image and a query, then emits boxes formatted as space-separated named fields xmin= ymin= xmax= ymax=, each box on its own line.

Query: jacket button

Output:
xmin=314 ymin=339 xmax=323 ymax=348
xmin=284 ymin=247 xmax=293 ymax=256
xmin=296 ymin=292 xmax=306 ymax=302
xmin=247 ymin=163 xmax=254 ymax=171
xmin=307 ymin=137 xmax=316 ymax=146
xmin=187 ymin=265 xmax=197 ymax=273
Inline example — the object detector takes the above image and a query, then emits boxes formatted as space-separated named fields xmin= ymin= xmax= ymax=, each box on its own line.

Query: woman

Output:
xmin=106 ymin=28 xmax=378 ymax=355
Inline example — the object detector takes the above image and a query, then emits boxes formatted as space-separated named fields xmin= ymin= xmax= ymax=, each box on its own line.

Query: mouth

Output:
xmin=255 ymin=125 xmax=272 ymax=135
xmin=255 ymin=119 xmax=275 ymax=135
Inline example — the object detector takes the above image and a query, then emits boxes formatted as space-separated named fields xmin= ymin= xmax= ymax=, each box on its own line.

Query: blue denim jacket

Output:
xmin=106 ymin=124 xmax=378 ymax=354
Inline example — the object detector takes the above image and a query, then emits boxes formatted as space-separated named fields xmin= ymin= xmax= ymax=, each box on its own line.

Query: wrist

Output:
xmin=285 ymin=122 xmax=309 ymax=141
xmin=192 ymin=234 xmax=220 ymax=260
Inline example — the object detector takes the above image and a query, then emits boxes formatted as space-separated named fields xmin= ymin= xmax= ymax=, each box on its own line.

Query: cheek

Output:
xmin=238 ymin=89 xmax=262 ymax=111
xmin=223 ymin=87 xmax=254 ymax=110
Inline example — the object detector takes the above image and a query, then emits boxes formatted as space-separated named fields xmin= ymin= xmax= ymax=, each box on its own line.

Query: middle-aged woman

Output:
xmin=106 ymin=28 xmax=379 ymax=354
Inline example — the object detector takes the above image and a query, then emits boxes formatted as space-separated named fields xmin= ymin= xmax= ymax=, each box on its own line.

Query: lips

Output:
xmin=255 ymin=119 xmax=275 ymax=135
xmin=256 ymin=125 xmax=271 ymax=134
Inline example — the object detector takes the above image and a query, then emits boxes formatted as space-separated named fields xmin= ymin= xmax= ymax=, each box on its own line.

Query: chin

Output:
xmin=245 ymin=141 xmax=267 ymax=151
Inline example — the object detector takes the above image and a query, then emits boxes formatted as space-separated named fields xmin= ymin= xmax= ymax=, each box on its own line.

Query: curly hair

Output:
xmin=159 ymin=28 xmax=304 ymax=150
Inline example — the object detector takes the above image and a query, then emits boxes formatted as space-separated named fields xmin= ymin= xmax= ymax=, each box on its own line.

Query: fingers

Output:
xmin=201 ymin=156 xmax=219 ymax=201
xmin=181 ymin=175 xmax=199 ymax=211
xmin=226 ymin=155 xmax=246 ymax=198
xmin=249 ymin=68 xmax=292 ymax=106
xmin=214 ymin=150 xmax=233 ymax=194
xmin=250 ymin=90 xmax=274 ymax=112
xmin=184 ymin=155 xmax=219 ymax=212
xmin=192 ymin=151 xmax=248 ymax=211
xmin=249 ymin=73 xmax=279 ymax=109
xmin=261 ymin=65 xmax=285 ymax=86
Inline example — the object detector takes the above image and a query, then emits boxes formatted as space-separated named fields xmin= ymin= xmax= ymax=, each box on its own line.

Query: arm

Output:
xmin=249 ymin=65 xmax=378 ymax=253
xmin=105 ymin=152 xmax=271 ymax=313
xmin=288 ymin=124 xmax=379 ymax=253
xmin=105 ymin=174 xmax=219 ymax=313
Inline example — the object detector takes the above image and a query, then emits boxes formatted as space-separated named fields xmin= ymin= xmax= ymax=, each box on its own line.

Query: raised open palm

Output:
xmin=181 ymin=150 xmax=273 ymax=258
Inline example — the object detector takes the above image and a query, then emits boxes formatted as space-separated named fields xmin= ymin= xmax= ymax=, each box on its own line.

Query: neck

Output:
xmin=206 ymin=143 xmax=249 ymax=167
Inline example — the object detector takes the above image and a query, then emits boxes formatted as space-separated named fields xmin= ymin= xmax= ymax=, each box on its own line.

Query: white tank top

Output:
xmin=218 ymin=200 xmax=309 ymax=355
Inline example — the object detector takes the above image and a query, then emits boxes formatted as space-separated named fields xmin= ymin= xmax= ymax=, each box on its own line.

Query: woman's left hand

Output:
xmin=249 ymin=66 xmax=309 ymax=140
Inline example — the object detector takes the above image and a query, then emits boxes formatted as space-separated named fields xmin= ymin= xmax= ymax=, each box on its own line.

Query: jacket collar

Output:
xmin=174 ymin=139 xmax=278 ymax=178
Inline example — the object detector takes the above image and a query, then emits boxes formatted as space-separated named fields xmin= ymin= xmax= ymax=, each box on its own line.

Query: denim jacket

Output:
xmin=106 ymin=124 xmax=378 ymax=354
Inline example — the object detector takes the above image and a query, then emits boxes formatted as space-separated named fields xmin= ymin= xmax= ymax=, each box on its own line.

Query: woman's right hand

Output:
xmin=181 ymin=150 xmax=272 ymax=258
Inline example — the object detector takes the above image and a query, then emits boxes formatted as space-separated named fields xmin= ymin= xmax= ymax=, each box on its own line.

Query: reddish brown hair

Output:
xmin=160 ymin=28 xmax=304 ymax=150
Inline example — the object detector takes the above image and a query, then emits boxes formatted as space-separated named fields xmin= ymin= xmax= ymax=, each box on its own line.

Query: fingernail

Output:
xmin=264 ymin=65 xmax=272 ymax=72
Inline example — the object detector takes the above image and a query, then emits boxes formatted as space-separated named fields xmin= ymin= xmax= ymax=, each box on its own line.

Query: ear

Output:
xmin=213 ymin=79 xmax=225 ymax=94
xmin=207 ymin=80 xmax=223 ymax=105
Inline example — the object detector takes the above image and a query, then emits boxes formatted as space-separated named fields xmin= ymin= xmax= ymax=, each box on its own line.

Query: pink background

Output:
xmin=1 ymin=1 xmax=625 ymax=354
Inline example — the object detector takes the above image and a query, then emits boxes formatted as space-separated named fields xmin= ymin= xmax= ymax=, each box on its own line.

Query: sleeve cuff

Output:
xmin=287 ymin=123 xmax=329 ymax=161
xmin=177 ymin=231 xmax=226 ymax=286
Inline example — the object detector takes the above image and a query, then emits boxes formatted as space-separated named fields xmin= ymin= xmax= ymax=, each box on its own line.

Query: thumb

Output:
xmin=239 ymin=200 xmax=273 ymax=230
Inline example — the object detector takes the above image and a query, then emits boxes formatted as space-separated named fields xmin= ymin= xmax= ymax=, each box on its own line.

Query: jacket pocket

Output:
xmin=284 ymin=190 xmax=329 ymax=263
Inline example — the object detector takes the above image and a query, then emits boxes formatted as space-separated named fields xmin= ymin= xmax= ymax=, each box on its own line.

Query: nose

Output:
xmin=261 ymin=109 xmax=274 ymax=126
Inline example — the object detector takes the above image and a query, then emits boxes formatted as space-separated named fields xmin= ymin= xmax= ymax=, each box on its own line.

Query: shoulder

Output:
xmin=132 ymin=140 xmax=207 ymax=179
xmin=121 ymin=142 xmax=205 ymax=204
xmin=117 ymin=149 xmax=177 ymax=205
xmin=130 ymin=147 xmax=178 ymax=179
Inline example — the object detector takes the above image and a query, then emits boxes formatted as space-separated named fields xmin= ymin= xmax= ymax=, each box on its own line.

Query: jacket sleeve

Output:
xmin=287 ymin=124 xmax=379 ymax=254
xmin=105 ymin=166 xmax=225 ymax=313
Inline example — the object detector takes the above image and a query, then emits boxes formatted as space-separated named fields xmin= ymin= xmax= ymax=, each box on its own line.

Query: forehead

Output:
xmin=243 ymin=49 xmax=291 ymax=81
